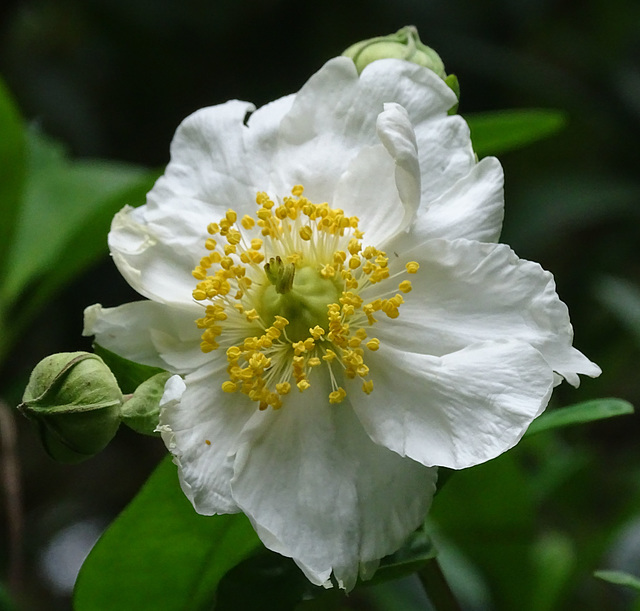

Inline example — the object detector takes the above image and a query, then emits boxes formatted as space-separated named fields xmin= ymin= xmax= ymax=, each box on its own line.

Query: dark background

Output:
xmin=1 ymin=0 xmax=640 ymax=609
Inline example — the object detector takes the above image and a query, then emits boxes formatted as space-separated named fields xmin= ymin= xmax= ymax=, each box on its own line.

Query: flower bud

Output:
xmin=19 ymin=352 xmax=123 ymax=463
xmin=120 ymin=372 xmax=172 ymax=436
xmin=342 ymin=26 xmax=447 ymax=79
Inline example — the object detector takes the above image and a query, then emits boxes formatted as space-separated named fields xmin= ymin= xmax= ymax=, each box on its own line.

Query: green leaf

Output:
xmin=93 ymin=344 xmax=167 ymax=395
xmin=0 ymin=129 xmax=159 ymax=359
xmin=466 ymin=109 xmax=566 ymax=157
xmin=525 ymin=398 xmax=634 ymax=437
xmin=594 ymin=569 xmax=640 ymax=592
xmin=74 ymin=456 xmax=261 ymax=611
xmin=0 ymin=76 xmax=26 ymax=293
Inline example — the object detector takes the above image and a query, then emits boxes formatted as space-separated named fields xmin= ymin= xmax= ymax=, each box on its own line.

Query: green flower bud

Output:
xmin=343 ymin=26 xmax=447 ymax=79
xmin=120 ymin=372 xmax=172 ymax=436
xmin=19 ymin=352 xmax=123 ymax=463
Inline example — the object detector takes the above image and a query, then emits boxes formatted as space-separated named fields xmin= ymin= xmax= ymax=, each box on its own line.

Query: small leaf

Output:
xmin=466 ymin=109 xmax=566 ymax=157
xmin=93 ymin=344 xmax=167 ymax=395
xmin=120 ymin=372 xmax=172 ymax=435
xmin=74 ymin=456 xmax=261 ymax=611
xmin=594 ymin=569 xmax=640 ymax=592
xmin=526 ymin=398 xmax=634 ymax=437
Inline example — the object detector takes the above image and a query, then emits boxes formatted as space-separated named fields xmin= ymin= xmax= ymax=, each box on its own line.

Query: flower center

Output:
xmin=191 ymin=186 xmax=418 ymax=411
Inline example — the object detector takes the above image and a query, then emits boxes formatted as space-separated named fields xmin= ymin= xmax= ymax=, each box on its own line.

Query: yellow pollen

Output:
xmin=192 ymin=185 xmax=416 ymax=411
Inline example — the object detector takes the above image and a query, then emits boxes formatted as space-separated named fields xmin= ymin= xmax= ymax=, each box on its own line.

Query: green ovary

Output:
xmin=260 ymin=265 xmax=341 ymax=341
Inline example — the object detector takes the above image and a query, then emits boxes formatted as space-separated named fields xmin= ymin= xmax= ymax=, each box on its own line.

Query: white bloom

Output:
xmin=84 ymin=57 xmax=600 ymax=589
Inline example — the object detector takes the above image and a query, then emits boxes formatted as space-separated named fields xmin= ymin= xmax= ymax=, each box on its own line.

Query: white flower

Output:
xmin=83 ymin=57 xmax=600 ymax=590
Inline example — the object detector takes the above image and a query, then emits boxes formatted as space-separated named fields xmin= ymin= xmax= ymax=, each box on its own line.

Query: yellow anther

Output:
xmin=276 ymin=382 xmax=291 ymax=395
xmin=329 ymin=387 xmax=347 ymax=404
xmin=362 ymin=380 xmax=374 ymax=394
xmin=221 ymin=381 xmax=237 ymax=393
xmin=297 ymin=379 xmax=311 ymax=392
xmin=365 ymin=338 xmax=380 ymax=351
xmin=399 ymin=280 xmax=412 ymax=293
xmin=245 ymin=309 xmax=260 ymax=322
xmin=225 ymin=209 xmax=237 ymax=223
xmin=320 ymin=264 xmax=335 ymax=279
xmin=250 ymin=238 xmax=263 ymax=250
xmin=299 ymin=225 xmax=313 ymax=241
xmin=308 ymin=357 xmax=321 ymax=367
xmin=309 ymin=325 xmax=325 ymax=340
xmin=349 ymin=256 xmax=361 ymax=270
xmin=291 ymin=185 xmax=304 ymax=196
xmin=241 ymin=215 xmax=255 ymax=229
xmin=207 ymin=222 xmax=220 ymax=234
xmin=322 ymin=349 xmax=337 ymax=362
xmin=348 ymin=238 xmax=362 ymax=255
xmin=406 ymin=261 xmax=420 ymax=274
xmin=205 ymin=238 xmax=217 ymax=250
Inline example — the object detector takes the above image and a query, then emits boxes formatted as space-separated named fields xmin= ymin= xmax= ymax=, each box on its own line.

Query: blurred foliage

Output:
xmin=1 ymin=0 xmax=640 ymax=609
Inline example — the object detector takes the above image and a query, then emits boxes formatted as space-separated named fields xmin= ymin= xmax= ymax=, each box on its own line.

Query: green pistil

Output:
xmin=261 ymin=265 xmax=341 ymax=341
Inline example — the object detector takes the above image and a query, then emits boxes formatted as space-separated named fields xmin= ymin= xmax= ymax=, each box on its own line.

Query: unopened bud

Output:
xmin=343 ymin=26 xmax=447 ymax=79
xmin=120 ymin=372 xmax=172 ymax=436
xmin=19 ymin=352 xmax=122 ymax=463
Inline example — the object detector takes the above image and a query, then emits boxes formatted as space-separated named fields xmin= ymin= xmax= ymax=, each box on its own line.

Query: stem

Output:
xmin=0 ymin=398 xmax=24 ymax=596
xmin=418 ymin=557 xmax=462 ymax=611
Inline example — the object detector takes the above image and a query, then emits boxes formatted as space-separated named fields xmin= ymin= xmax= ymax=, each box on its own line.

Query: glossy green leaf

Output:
xmin=93 ymin=344 xmax=167 ymax=395
xmin=74 ymin=455 xmax=261 ymax=611
xmin=466 ymin=109 xmax=566 ymax=157
xmin=594 ymin=569 xmax=640 ymax=592
xmin=525 ymin=398 xmax=634 ymax=437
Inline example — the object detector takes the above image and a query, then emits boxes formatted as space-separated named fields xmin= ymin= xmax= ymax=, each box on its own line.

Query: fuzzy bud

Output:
xmin=19 ymin=352 xmax=122 ymax=463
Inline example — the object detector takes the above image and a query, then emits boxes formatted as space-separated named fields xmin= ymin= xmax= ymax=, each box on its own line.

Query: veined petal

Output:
xmin=159 ymin=363 xmax=256 ymax=514
xmin=414 ymin=114 xmax=476 ymax=208
xmin=230 ymin=383 xmax=437 ymax=590
xmin=332 ymin=103 xmax=420 ymax=246
xmin=274 ymin=57 xmax=455 ymax=203
xmin=349 ymin=340 xmax=554 ymax=470
xmin=83 ymin=301 xmax=211 ymax=373
xmin=414 ymin=156 xmax=504 ymax=244
xmin=373 ymin=238 xmax=600 ymax=385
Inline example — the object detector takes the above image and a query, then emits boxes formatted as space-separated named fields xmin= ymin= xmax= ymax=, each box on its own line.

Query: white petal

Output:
xmin=109 ymin=99 xmax=286 ymax=305
xmin=414 ymin=114 xmax=477 ymax=207
xmin=372 ymin=238 xmax=601 ymax=385
xmin=349 ymin=340 xmax=554 ymax=470
xmin=159 ymin=362 xmax=256 ymax=514
xmin=418 ymin=156 xmax=505 ymax=243
xmin=274 ymin=57 xmax=455 ymax=203
xmin=83 ymin=301 xmax=212 ymax=374
xmin=230 ymin=383 xmax=437 ymax=590
xmin=332 ymin=104 xmax=420 ymax=246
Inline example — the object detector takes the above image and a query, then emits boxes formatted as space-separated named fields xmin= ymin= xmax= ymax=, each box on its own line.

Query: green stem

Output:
xmin=417 ymin=558 xmax=462 ymax=611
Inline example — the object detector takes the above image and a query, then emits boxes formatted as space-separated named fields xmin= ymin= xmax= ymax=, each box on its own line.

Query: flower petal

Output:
xmin=418 ymin=156 xmax=504 ymax=243
xmin=332 ymin=104 xmax=420 ymax=246
xmin=275 ymin=57 xmax=455 ymax=203
xmin=83 ymin=301 xmax=212 ymax=374
xmin=229 ymin=383 xmax=437 ymax=590
xmin=372 ymin=238 xmax=601 ymax=385
xmin=159 ymin=362 xmax=256 ymax=514
xmin=109 ymin=99 xmax=287 ymax=305
xmin=349 ymin=340 xmax=554 ymax=470
xmin=414 ymin=114 xmax=476 ymax=208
